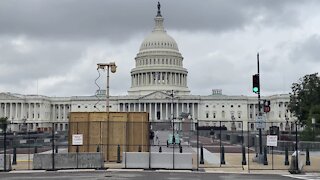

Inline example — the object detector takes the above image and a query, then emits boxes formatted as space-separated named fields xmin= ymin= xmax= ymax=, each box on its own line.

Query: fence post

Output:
xmin=51 ymin=122 xmax=55 ymax=170
xmin=12 ymin=147 xmax=17 ymax=165
xmin=3 ymin=126 xmax=6 ymax=171
xmin=179 ymin=146 xmax=182 ymax=153
xmin=263 ymin=146 xmax=268 ymax=165
xmin=117 ymin=144 xmax=121 ymax=163
xmin=284 ymin=146 xmax=289 ymax=165
xmin=295 ymin=121 xmax=299 ymax=173
xmin=200 ymin=146 xmax=204 ymax=164
xmin=242 ymin=145 xmax=246 ymax=165
xmin=221 ymin=145 xmax=225 ymax=165
xmin=306 ymin=147 xmax=310 ymax=165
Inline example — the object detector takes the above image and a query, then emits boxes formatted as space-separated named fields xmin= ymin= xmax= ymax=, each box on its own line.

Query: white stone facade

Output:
xmin=0 ymin=5 xmax=296 ymax=132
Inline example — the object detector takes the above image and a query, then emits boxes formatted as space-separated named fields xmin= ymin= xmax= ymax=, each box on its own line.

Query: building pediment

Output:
xmin=140 ymin=91 xmax=171 ymax=100
xmin=0 ymin=93 xmax=22 ymax=100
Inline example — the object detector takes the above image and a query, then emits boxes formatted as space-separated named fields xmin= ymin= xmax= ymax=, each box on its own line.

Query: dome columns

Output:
xmin=131 ymin=71 xmax=188 ymax=87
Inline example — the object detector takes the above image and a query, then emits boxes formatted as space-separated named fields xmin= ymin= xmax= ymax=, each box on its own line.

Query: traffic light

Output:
xmin=252 ymin=74 xmax=259 ymax=93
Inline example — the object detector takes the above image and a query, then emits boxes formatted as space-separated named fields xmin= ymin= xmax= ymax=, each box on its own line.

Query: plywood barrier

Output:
xmin=69 ymin=112 xmax=149 ymax=162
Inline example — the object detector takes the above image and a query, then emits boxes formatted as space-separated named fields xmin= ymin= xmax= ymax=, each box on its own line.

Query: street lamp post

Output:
xmin=97 ymin=62 xmax=117 ymax=162
xmin=97 ymin=62 xmax=117 ymax=116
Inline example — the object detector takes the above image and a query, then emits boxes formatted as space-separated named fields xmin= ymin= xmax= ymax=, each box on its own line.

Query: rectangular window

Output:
xmin=206 ymin=113 xmax=209 ymax=118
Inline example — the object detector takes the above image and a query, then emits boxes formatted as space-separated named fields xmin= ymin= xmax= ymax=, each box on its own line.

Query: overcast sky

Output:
xmin=0 ymin=0 xmax=319 ymax=97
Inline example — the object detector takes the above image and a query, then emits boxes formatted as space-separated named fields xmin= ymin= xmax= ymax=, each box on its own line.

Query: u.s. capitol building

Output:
xmin=0 ymin=5 xmax=295 ymax=132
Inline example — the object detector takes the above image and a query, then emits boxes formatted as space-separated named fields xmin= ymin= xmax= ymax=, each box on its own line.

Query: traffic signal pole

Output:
xmin=257 ymin=53 xmax=263 ymax=156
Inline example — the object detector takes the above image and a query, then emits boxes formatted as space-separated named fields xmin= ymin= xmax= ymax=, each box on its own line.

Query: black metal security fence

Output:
xmin=246 ymin=121 xmax=320 ymax=173
xmin=196 ymin=120 xmax=246 ymax=169
xmin=1 ymin=121 xmax=320 ymax=172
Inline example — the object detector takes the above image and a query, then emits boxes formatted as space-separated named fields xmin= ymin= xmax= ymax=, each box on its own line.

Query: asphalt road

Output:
xmin=1 ymin=170 xmax=318 ymax=180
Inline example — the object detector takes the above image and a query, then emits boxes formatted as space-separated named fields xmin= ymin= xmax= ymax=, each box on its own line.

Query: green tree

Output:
xmin=0 ymin=117 xmax=8 ymax=132
xmin=288 ymin=73 xmax=320 ymax=125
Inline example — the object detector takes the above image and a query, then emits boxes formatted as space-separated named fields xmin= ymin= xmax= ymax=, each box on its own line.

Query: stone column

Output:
xmin=21 ymin=103 xmax=24 ymax=119
xmin=160 ymin=103 xmax=163 ymax=120
xmin=155 ymin=72 xmax=158 ymax=85
xmin=166 ymin=103 xmax=168 ymax=120
xmin=149 ymin=103 xmax=152 ymax=120
xmin=197 ymin=103 xmax=200 ymax=120
xmin=186 ymin=74 xmax=187 ymax=86
xmin=147 ymin=73 xmax=149 ymax=85
xmin=15 ymin=103 xmax=18 ymax=120
xmin=183 ymin=75 xmax=185 ymax=86
xmin=155 ymin=102 xmax=157 ymax=120
xmin=192 ymin=103 xmax=195 ymax=117
xmin=64 ymin=104 xmax=66 ymax=121
xmin=144 ymin=103 xmax=146 ymax=112
xmin=9 ymin=103 xmax=12 ymax=120
xmin=52 ymin=104 xmax=55 ymax=121
xmin=187 ymin=102 xmax=190 ymax=113
xmin=176 ymin=102 xmax=179 ymax=119
xmin=182 ymin=103 xmax=184 ymax=113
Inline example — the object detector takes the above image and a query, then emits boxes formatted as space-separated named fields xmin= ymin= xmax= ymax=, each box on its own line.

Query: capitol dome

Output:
xmin=139 ymin=30 xmax=179 ymax=52
xmin=128 ymin=2 xmax=190 ymax=96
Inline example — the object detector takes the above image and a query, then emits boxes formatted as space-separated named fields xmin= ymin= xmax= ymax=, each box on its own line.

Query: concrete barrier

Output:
xmin=173 ymin=153 xmax=193 ymax=169
xmin=123 ymin=152 xmax=149 ymax=169
xmin=0 ymin=154 xmax=11 ymax=171
xmin=150 ymin=152 xmax=173 ymax=169
xmin=33 ymin=152 xmax=103 ymax=170
xmin=122 ymin=152 xmax=193 ymax=169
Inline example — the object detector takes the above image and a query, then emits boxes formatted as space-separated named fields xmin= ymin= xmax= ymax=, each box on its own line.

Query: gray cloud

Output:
xmin=0 ymin=0 xmax=320 ymax=97
xmin=0 ymin=0 xmax=307 ymax=41
xmin=290 ymin=34 xmax=320 ymax=63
